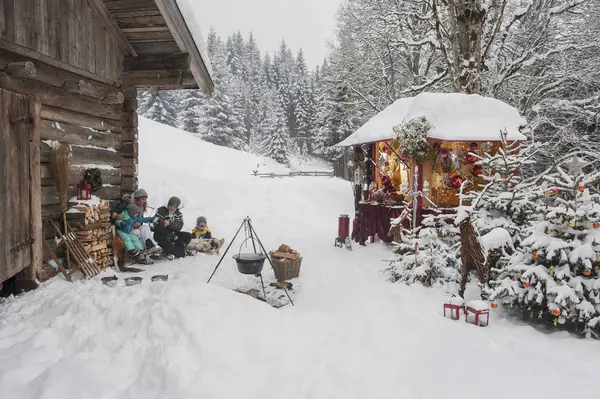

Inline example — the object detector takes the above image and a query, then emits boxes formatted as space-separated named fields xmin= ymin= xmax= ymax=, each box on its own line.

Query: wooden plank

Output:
xmin=115 ymin=15 xmax=166 ymax=29
xmin=39 ymin=119 xmax=121 ymax=148
xmin=123 ymin=53 xmax=190 ymax=71
xmin=0 ymin=38 xmax=120 ymax=87
xmin=29 ymin=99 xmax=43 ymax=280
xmin=125 ymin=30 xmax=174 ymax=42
xmin=154 ymin=0 xmax=214 ymax=93
xmin=0 ymin=71 xmax=122 ymax=120
xmin=0 ymin=90 xmax=11 ymax=280
xmin=104 ymin=0 xmax=158 ymax=11
xmin=47 ymin=0 xmax=59 ymax=58
xmin=41 ymin=106 xmax=121 ymax=133
xmin=82 ymin=0 xmax=91 ymax=73
xmin=131 ymin=40 xmax=179 ymax=55
xmin=40 ymin=141 xmax=120 ymax=167
xmin=2 ymin=0 xmax=15 ymax=42
xmin=85 ymin=0 xmax=137 ymax=56
xmin=112 ymin=10 xmax=163 ymax=19
xmin=122 ymin=70 xmax=196 ymax=89
xmin=121 ymin=26 xmax=170 ymax=33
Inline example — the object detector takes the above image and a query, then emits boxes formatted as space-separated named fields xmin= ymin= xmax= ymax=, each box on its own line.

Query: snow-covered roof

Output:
xmin=337 ymin=92 xmax=527 ymax=147
xmin=175 ymin=0 xmax=214 ymax=78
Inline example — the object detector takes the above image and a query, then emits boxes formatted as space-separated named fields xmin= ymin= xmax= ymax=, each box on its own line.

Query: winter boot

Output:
xmin=136 ymin=251 xmax=154 ymax=265
xmin=166 ymin=254 xmax=176 ymax=261
xmin=146 ymin=239 xmax=161 ymax=255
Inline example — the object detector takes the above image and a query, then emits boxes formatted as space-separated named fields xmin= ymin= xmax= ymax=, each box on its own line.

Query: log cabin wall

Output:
xmin=0 ymin=0 xmax=137 ymax=249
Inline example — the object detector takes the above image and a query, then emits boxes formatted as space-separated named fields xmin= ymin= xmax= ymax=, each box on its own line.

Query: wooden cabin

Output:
xmin=337 ymin=92 xmax=527 ymax=245
xmin=0 ymin=0 xmax=213 ymax=289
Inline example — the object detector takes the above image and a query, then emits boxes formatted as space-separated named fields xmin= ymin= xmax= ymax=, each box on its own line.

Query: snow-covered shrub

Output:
xmin=393 ymin=116 xmax=435 ymax=163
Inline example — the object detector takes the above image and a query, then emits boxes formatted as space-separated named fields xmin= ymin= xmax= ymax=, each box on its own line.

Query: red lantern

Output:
xmin=337 ymin=214 xmax=350 ymax=243
xmin=472 ymin=165 xmax=483 ymax=176
xmin=443 ymin=297 xmax=465 ymax=321
xmin=470 ymin=142 xmax=478 ymax=151
xmin=465 ymin=301 xmax=490 ymax=327
xmin=76 ymin=180 xmax=91 ymax=200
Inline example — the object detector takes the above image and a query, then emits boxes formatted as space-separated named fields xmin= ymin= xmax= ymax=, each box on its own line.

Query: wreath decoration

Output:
xmin=83 ymin=168 xmax=103 ymax=193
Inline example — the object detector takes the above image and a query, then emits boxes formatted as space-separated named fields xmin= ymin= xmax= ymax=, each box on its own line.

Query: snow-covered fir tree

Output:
xmin=489 ymin=153 xmax=600 ymax=338
xmin=178 ymin=90 xmax=204 ymax=134
xmin=264 ymin=100 xmax=290 ymax=165
xmin=143 ymin=91 xmax=179 ymax=128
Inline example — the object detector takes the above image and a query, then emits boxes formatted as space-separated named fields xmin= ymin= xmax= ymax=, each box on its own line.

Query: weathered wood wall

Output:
xmin=0 ymin=0 xmax=124 ymax=82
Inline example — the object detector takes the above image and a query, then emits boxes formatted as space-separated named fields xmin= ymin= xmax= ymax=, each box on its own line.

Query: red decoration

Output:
xmin=472 ymin=165 xmax=483 ymax=176
xmin=465 ymin=154 xmax=478 ymax=164
xmin=552 ymin=308 xmax=561 ymax=317
xmin=381 ymin=147 xmax=388 ymax=154
xmin=384 ymin=161 xmax=389 ymax=167
xmin=594 ymin=222 xmax=600 ymax=229
xmin=533 ymin=252 xmax=540 ymax=261
xmin=400 ymin=155 xmax=407 ymax=161
xmin=76 ymin=180 xmax=91 ymax=200
xmin=470 ymin=142 xmax=478 ymax=151
xmin=552 ymin=188 xmax=559 ymax=195
xmin=578 ymin=184 xmax=585 ymax=192
xmin=584 ymin=269 xmax=592 ymax=277
xmin=491 ymin=302 xmax=498 ymax=309
xmin=465 ymin=305 xmax=490 ymax=327
xmin=449 ymin=175 xmax=463 ymax=189
xmin=441 ymin=149 xmax=449 ymax=159
xmin=523 ymin=281 xmax=530 ymax=288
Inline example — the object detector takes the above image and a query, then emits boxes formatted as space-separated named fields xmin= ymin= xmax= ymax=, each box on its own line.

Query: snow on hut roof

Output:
xmin=337 ymin=92 xmax=527 ymax=147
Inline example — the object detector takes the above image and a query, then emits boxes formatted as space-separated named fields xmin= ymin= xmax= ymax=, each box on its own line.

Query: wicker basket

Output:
xmin=270 ymin=253 xmax=302 ymax=281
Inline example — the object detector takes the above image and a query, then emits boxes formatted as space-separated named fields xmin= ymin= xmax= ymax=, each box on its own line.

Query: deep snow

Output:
xmin=1 ymin=118 xmax=598 ymax=399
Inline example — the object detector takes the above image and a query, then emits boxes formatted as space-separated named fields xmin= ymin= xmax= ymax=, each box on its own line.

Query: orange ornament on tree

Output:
xmin=533 ymin=252 xmax=540 ymax=261
xmin=523 ymin=281 xmax=530 ymax=288
xmin=552 ymin=188 xmax=559 ymax=195
xmin=552 ymin=308 xmax=561 ymax=317
xmin=578 ymin=184 xmax=585 ymax=192
xmin=584 ymin=269 xmax=592 ymax=277
xmin=491 ymin=303 xmax=498 ymax=309
xmin=594 ymin=222 xmax=600 ymax=229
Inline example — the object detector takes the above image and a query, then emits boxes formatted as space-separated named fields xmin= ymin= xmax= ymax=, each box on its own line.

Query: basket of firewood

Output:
xmin=269 ymin=244 xmax=302 ymax=281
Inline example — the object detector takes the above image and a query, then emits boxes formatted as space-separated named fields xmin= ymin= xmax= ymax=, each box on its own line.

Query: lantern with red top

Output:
xmin=443 ymin=296 xmax=465 ymax=320
xmin=465 ymin=300 xmax=490 ymax=327
xmin=76 ymin=180 xmax=91 ymax=200
xmin=335 ymin=214 xmax=350 ymax=248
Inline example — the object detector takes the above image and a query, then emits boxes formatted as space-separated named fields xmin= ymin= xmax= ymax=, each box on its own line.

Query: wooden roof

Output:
xmin=101 ymin=0 xmax=214 ymax=92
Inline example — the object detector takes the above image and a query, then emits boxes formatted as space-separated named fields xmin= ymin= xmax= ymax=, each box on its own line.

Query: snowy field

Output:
xmin=1 ymin=118 xmax=598 ymax=399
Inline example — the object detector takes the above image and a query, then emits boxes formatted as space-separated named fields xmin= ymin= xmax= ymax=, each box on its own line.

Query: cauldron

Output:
xmin=125 ymin=276 xmax=143 ymax=286
xmin=151 ymin=274 xmax=168 ymax=282
xmin=101 ymin=276 xmax=118 ymax=287
xmin=233 ymin=253 xmax=266 ymax=275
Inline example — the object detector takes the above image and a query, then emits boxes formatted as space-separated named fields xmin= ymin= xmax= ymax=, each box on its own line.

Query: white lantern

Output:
xmin=423 ymin=180 xmax=430 ymax=196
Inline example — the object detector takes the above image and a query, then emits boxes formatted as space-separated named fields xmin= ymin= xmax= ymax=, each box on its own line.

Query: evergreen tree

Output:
xmin=489 ymin=153 xmax=600 ymax=338
xmin=178 ymin=90 xmax=204 ymax=133
xmin=143 ymin=91 xmax=179 ymax=128
xmin=264 ymin=100 xmax=289 ymax=165
xmin=293 ymin=50 xmax=313 ymax=157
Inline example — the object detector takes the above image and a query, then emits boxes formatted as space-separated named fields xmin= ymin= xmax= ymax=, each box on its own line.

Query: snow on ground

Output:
xmin=1 ymin=118 xmax=599 ymax=399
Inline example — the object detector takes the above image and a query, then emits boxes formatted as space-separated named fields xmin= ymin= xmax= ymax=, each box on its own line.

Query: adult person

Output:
xmin=153 ymin=196 xmax=193 ymax=260
xmin=130 ymin=188 xmax=160 ymax=254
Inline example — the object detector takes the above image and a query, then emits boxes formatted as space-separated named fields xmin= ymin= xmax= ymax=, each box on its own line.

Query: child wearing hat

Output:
xmin=115 ymin=203 xmax=154 ymax=265
xmin=187 ymin=216 xmax=225 ymax=254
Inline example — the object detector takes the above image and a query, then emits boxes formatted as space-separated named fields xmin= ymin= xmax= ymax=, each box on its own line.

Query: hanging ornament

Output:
xmin=578 ymin=184 xmax=585 ymax=192
xmin=533 ymin=252 xmax=540 ymax=261
xmin=469 ymin=142 xmax=478 ymax=151
xmin=552 ymin=188 xmax=559 ymax=195
xmin=538 ymin=311 xmax=544 ymax=320
xmin=593 ymin=222 xmax=600 ymax=229
xmin=552 ymin=308 xmax=561 ymax=317
xmin=584 ymin=269 xmax=592 ymax=277
xmin=385 ymin=161 xmax=389 ymax=167
xmin=567 ymin=221 xmax=576 ymax=228
xmin=596 ymin=252 xmax=600 ymax=262
xmin=565 ymin=156 xmax=588 ymax=175
xmin=558 ymin=316 xmax=567 ymax=325
xmin=549 ymin=266 xmax=556 ymax=276
xmin=472 ymin=165 xmax=483 ymax=176
xmin=491 ymin=302 xmax=498 ymax=309
xmin=523 ymin=281 xmax=530 ymax=288
xmin=465 ymin=154 xmax=478 ymax=164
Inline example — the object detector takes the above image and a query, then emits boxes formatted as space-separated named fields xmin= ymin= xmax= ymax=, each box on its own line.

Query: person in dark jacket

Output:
xmin=152 ymin=196 xmax=193 ymax=260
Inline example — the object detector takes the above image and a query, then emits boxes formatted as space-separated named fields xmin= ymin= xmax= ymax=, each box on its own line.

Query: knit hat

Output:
xmin=126 ymin=203 xmax=141 ymax=216
xmin=197 ymin=216 xmax=207 ymax=225
xmin=168 ymin=196 xmax=181 ymax=208
xmin=134 ymin=188 xmax=148 ymax=199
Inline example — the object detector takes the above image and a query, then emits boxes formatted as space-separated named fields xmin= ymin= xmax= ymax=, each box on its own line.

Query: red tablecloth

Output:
xmin=357 ymin=203 xmax=405 ymax=245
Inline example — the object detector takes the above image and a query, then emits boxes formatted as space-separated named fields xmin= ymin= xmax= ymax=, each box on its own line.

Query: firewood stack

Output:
xmin=67 ymin=200 xmax=114 ymax=270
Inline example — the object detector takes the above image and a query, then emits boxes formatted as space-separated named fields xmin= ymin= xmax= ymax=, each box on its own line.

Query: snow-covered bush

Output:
xmin=393 ymin=116 xmax=434 ymax=163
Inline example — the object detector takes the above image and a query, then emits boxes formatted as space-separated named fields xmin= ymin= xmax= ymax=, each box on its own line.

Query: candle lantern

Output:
xmin=465 ymin=300 xmax=490 ymax=327
xmin=76 ymin=180 xmax=91 ymax=200
xmin=335 ymin=214 xmax=350 ymax=248
xmin=443 ymin=296 xmax=465 ymax=320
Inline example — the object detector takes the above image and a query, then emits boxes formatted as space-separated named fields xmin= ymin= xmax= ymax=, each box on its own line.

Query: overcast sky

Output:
xmin=192 ymin=0 xmax=341 ymax=67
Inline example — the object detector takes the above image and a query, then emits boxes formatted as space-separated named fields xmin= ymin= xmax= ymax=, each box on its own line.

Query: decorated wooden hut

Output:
xmin=0 ymin=0 xmax=213 ymax=290
xmin=337 ymin=92 xmax=527 ymax=245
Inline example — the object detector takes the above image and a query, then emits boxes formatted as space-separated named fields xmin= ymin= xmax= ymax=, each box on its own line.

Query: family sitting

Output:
xmin=112 ymin=189 xmax=224 ymax=265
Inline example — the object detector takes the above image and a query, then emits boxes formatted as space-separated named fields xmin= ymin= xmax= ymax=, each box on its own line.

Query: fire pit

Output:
xmin=125 ymin=277 xmax=142 ymax=286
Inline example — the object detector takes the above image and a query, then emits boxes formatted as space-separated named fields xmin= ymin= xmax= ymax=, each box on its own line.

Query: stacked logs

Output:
xmin=67 ymin=200 xmax=114 ymax=270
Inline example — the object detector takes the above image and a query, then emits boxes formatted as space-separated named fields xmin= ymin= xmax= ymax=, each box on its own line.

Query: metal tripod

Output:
xmin=207 ymin=216 xmax=295 ymax=306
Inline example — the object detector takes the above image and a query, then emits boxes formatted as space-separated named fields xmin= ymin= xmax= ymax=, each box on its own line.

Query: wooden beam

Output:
xmin=131 ymin=41 xmax=180 ymax=56
xmin=0 ymin=38 xmax=120 ymax=87
xmin=4 ymin=61 xmax=36 ymax=78
xmin=154 ymin=0 xmax=214 ymax=93
xmin=64 ymin=79 xmax=109 ymax=100
xmin=125 ymin=30 xmax=174 ymax=42
xmin=121 ymin=70 xmax=196 ymax=89
xmin=39 ymin=119 xmax=121 ymax=149
xmin=85 ymin=0 xmax=137 ymax=57
xmin=104 ymin=92 xmax=124 ymax=104
xmin=123 ymin=54 xmax=190 ymax=71
xmin=121 ymin=27 xmax=171 ymax=33
xmin=29 ymin=99 xmax=43 ymax=281
xmin=41 ymin=106 xmax=121 ymax=133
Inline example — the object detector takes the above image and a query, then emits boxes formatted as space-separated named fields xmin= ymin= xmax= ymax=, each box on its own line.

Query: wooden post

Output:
xmin=5 ymin=61 xmax=36 ymax=78
xmin=121 ymin=87 xmax=138 ymax=196
xmin=29 ymin=99 xmax=43 ymax=281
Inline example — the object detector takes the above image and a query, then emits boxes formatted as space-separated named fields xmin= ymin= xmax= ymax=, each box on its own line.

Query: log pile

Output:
xmin=67 ymin=200 xmax=114 ymax=270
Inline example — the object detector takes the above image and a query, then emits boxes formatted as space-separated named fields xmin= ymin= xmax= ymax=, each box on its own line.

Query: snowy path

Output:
xmin=1 ymin=119 xmax=598 ymax=399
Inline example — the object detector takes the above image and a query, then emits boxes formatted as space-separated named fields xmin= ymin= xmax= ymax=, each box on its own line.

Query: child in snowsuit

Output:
xmin=115 ymin=204 xmax=154 ymax=264
xmin=187 ymin=216 xmax=225 ymax=254
xmin=153 ymin=196 xmax=193 ymax=260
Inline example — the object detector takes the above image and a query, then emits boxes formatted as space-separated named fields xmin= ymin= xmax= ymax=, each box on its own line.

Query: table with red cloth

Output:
xmin=357 ymin=202 xmax=406 ymax=245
